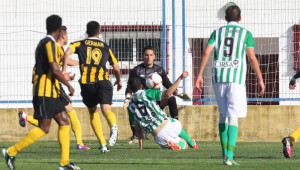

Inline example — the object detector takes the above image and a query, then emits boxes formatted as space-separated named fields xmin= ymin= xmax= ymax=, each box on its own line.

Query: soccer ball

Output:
xmin=146 ymin=73 xmax=163 ymax=89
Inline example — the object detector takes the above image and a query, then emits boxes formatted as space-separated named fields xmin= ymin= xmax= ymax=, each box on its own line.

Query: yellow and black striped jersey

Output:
xmin=32 ymin=35 xmax=62 ymax=98
xmin=69 ymin=37 xmax=118 ymax=84
xmin=58 ymin=45 xmax=64 ymax=68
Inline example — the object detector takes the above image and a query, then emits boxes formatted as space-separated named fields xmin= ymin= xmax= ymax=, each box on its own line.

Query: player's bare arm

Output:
xmin=246 ymin=48 xmax=265 ymax=95
xmin=62 ymin=47 xmax=74 ymax=74
xmin=196 ymin=45 xmax=214 ymax=93
xmin=112 ymin=64 xmax=122 ymax=91
xmin=67 ymin=58 xmax=79 ymax=66
xmin=50 ymin=62 xmax=74 ymax=96
xmin=161 ymin=71 xmax=189 ymax=103
xmin=134 ymin=121 xmax=143 ymax=149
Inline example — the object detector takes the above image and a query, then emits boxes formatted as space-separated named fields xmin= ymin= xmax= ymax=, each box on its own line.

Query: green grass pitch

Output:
xmin=1 ymin=140 xmax=300 ymax=170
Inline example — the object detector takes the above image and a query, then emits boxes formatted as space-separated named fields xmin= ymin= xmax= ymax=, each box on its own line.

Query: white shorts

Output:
xmin=154 ymin=118 xmax=182 ymax=148
xmin=213 ymin=83 xmax=247 ymax=118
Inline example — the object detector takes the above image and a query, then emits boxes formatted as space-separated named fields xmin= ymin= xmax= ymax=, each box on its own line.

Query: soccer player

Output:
xmin=2 ymin=15 xmax=82 ymax=170
xmin=18 ymin=25 xmax=89 ymax=150
xmin=124 ymin=46 xmax=190 ymax=144
xmin=127 ymin=71 xmax=198 ymax=150
xmin=281 ymin=72 xmax=300 ymax=158
xmin=62 ymin=21 xmax=122 ymax=151
xmin=195 ymin=5 xmax=265 ymax=165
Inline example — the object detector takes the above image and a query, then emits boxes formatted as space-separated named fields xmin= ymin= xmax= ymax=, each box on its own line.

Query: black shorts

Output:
xmin=33 ymin=96 xmax=66 ymax=119
xmin=80 ymin=80 xmax=113 ymax=108
xmin=59 ymin=83 xmax=71 ymax=106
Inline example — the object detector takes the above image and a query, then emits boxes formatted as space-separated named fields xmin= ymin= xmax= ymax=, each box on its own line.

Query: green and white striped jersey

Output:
xmin=207 ymin=22 xmax=255 ymax=85
xmin=128 ymin=89 xmax=168 ymax=134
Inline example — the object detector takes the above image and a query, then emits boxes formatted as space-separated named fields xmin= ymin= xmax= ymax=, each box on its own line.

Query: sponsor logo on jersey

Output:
xmin=214 ymin=59 xmax=239 ymax=68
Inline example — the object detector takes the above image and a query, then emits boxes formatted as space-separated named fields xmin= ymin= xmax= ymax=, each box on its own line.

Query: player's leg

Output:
xmin=60 ymin=83 xmax=88 ymax=149
xmin=158 ymin=96 xmax=179 ymax=120
xmin=80 ymin=83 xmax=108 ymax=152
xmin=213 ymin=83 xmax=231 ymax=165
xmin=282 ymin=128 xmax=297 ymax=158
xmin=282 ymin=124 xmax=300 ymax=158
xmin=178 ymin=129 xmax=197 ymax=148
xmin=99 ymin=80 xmax=118 ymax=147
xmin=290 ymin=127 xmax=300 ymax=144
xmin=3 ymin=96 xmax=55 ymax=169
xmin=54 ymin=110 xmax=82 ymax=169
xmin=101 ymin=104 xmax=118 ymax=146
xmin=219 ymin=115 xmax=229 ymax=159
xmin=18 ymin=111 xmax=39 ymax=127
xmin=225 ymin=83 xmax=246 ymax=166
xmin=7 ymin=118 xmax=49 ymax=156
xmin=168 ymin=117 xmax=197 ymax=148
xmin=227 ymin=117 xmax=239 ymax=165
xmin=3 ymin=119 xmax=48 ymax=170
xmin=65 ymin=103 xmax=89 ymax=150
xmin=53 ymin=111 xmax=70 ymax=167
xmin=88 ymin=106 xmax=109 ymax=152
xmin=167 ymin=96 xmax=179 ymax=119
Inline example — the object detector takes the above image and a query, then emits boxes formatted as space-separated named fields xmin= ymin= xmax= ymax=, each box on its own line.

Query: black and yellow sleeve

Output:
xmin=46 ymin=40 xmax=57 ymax=63
xmin=69 ymin=41 xmax=81 ymax=54
xmin=108 ymin=48 xmax=118 ymax=65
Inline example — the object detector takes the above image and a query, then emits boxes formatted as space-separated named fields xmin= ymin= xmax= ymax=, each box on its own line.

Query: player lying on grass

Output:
xmin=127 ymin=72 xmax=198 ymax=150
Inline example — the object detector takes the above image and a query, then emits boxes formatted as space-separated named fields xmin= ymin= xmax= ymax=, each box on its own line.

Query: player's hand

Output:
xmin=114 ymin=81 xmax=122 ymax=91
xmin=258 ymin=80 xmax=265 ymax=95
xmin=68 ymin=85 xmax=75 ymax=96
xmin=177 ymin=93 xmax=191 ymax=101
xmin=289 ymin=78 xmax=296 ymax=90
xmin=180 ymin=71 xmax=189 ymax=79
xmin=123 ymin=96 xmax=131 ymax=110
xmin=195 ymin=76 xmax=203 ymax=93
xmin=63 ymin=72 xmax=75 ymax=81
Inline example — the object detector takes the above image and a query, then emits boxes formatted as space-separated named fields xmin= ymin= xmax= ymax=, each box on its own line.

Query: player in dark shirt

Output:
xmin=63 ymin=21 xmax=122 ymax=151
xmin=2 ymin=15 xmax=82 ymax=170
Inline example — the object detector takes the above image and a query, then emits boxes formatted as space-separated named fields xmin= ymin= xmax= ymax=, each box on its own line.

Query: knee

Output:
xmin=101 ymin=104 xmax=111 ymax=113
xmin=39 ymin=126 xmax=50 ymax=134
xmin=88 ymin=106 xmax=97 ymax=114
xmin=57 ymin=112 xmax=70 ymax=126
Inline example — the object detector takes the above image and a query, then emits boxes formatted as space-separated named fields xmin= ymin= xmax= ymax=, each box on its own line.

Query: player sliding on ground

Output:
xmin=196 ymin=4 xmax=264 ymax=166
xmin=282 ymin=70 xmax=300 ymax=158
xmin=127 ymin=71 xmax=198 ymax=150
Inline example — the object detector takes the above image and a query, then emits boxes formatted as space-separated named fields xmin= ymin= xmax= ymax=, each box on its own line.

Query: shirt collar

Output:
xmin=227 ymin=21 xmax=239 ymax=26
xmin=88 ymin=37 xmax=100 ymax=40
xmin=46 ymin=34 xmax=55 ymax=42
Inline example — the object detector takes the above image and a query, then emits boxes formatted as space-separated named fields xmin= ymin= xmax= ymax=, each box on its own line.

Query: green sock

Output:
xmin=176 ymin=141 xmax=186 ymax=149
xmin=219 ymin=123 xmax=228 ymax=157
xmin=227 ymin=125 xmax=238 ymax=160
xmin=179 ymin=129 xmax=195 ymax=147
